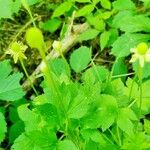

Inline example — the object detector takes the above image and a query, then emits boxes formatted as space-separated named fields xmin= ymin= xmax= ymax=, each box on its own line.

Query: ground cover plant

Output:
xmin=1 ymin=0 xmax=150 ymax=149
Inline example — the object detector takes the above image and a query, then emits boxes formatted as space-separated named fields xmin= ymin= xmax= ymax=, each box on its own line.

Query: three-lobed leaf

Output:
xmin=98 ymin=94 xmax=118 ymax=131
xmin=11 ymin=129 xmax=57 ymax=150
xmin=117 ymin=108 xmax=137 ymax=135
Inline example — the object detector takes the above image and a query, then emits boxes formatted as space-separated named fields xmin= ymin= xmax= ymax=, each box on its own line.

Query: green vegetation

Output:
xmin=1 ymin=0 xmax=150 ymax=149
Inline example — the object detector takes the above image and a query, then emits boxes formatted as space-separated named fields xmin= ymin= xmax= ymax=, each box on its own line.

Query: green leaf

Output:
xmin=81 ymin=129 xmax=119 ymax=149
xmin=0 ymin=0 xmax=12 ymax=19
xmin=100 ymin=0 xmax=111 ymax=9
xmin=117 ymin=108 xmax=137 ymax=135
xmin=27 ymin=0 xmax=42 ymax=5
xmin=9 ymin=107 xmax=20 ymax=123
xmin=122 ymin=133 xmax=150 ymax=150
xmin=76 ymin=4 xmax=94 ymax=17
xmin=9 ymin=121 xmax=24 ymax=144
xmin=11 ymin=129 xmax=57 ymax=150
xmin=107 ymin=29 xmax=118 ymax=46
xmin=133 ymin=58 xmax=150 ymax=79
xmin=111 ymin=78 xmax=128 ymax=107
xmin=82 ymin=65 xmax=109 ymax=84
xmin=112 ymin=57 xmax=127 ymax=81
xmin=113 ymin=0 xmax=136 ymax=10
xmin=139 ymin=80 xmax=150 ymax=114
xmin=49 ymin=58 xmax=70 ymax=78
xmin=52 ymin=2 xmax=72 ymax=18
xmin=11 ymin=0 xmax=21 ymax=14
xmin=125 ymin=78 xmax=138 ymax=100
xmin=112 ymin=10 xmax=134 ymax=29
xmin=144 ymin=119 xmax=150 ymax=135
xmin=140 ymin=0 xmax=150 ymax=9
xmin=67 ymin=91 xmax=89 ymax=119
xmin=101 ymin=11 xmax=112 ymax=20
xmin=40 ymin=18 xmax=61 ymax=33
xmin=57 ymin=139 xmax=78 ymax=150
xmin=119 ymin=15 xmax=150 ymax=33
xmin=80 ymin=106 xmax=102 ymax=129
xmin=70 ymin=46 xmax=91 ymax=73
xmin=87 ymin=16 xmax=105 ymax=31
xmin=0 ymin=112 xmax=7 ymax=143
xmin=100 ymin=31 xmax=110 ymax=50
xmin=18 ymin=103 xmax=59 ymax=131
xmin=81 ymin=129 xmax=104 ymax=143
xmin=0 ymin=60 xmax=11 ymax=79
xmin=111 ymin=33 xmax=150 ymax=57
xmin=18 ymin=104 xmax=39 ymax=132
xmin=0 ymin=0 xmax=21 ymax=19
xmin=74 ymin=0 xmax=91 ymax=2
xmin=92 ymin=0 xmax=100 ymax=4
xmin=99 ymin=94 xmax=118 ymax=131
xmin=0 ymin=60 xmax=24 ymax=101
xmin=33 ymin=104 xmax=59 ymax=129
xmin=78 ymin=28 xmax=100 ymax=41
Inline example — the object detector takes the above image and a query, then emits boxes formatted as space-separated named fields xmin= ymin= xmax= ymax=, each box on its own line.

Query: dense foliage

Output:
xmin=1 ymin=0 xmax=150 ymax=149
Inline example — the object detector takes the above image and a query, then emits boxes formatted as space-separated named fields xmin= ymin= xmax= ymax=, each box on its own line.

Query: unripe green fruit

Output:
xmin=11 ymin=42 xmax=21 ymax=52
xmin=137 ymin=42 xmax=148 ymax=55
xmin=25 ymin=27 xmax=44 ymax=50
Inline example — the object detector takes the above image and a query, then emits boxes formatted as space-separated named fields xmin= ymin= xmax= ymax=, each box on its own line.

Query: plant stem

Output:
xmin=108 ymin=129 xmax=120 ymax=146
xmin=57 ymin=47 xmax=70 ymax=79
xmin=22 ymin=0 xmax=36 ymax=27
xmin=128 ymin=75 xmax=136 ymax=102
xmin=116 ymin=125 xmax=122 ymax=146
xmin=39 ymin=45 xmax=67 ymax=115
xmin=138 ymin=66 xmax=143 ymax=120
xmin=112 ymin=72 xmax=135 ymax=78
xmin=19 ymin=58 xmax=38 ymax=95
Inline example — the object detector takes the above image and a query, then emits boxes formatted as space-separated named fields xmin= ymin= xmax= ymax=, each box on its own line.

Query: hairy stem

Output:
xmin=19 ymin=58 xmax=38 ymax=95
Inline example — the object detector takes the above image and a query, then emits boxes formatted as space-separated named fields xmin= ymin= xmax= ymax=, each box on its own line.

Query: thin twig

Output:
xmin=22 ymin=23 xmax=90 ymax=90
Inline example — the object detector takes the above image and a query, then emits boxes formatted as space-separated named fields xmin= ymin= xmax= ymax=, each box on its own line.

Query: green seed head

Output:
xmin=136 ymin=42 xmax=148 ymax=55
xmin=25 ymin=27 xmax=44 ymax=50
xmin=11 ymin=42 xmax=21 ymax=52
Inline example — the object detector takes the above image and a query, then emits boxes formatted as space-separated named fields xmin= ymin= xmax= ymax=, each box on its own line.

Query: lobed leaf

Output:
xmin=0 ymin=60 xmax=24 ymax=101
xmin=70 ymin=46 xmax=91 ymax=73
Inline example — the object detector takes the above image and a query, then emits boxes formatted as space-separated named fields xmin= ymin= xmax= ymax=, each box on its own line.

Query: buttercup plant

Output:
xmin=2 ymin=0 xmax=150 ymax=149
xmin=25 ymin=27 xmax=63 ymax=102
xmin=6 ymin=41 xmax=38 ymax=95
xmin=130 ymin=42 xmax=150 ymax=121
xmin=130 ymin=42 xmax=150 ymax=68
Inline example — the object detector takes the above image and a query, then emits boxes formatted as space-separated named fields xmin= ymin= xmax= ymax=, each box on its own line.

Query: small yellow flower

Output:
xmin=130 ymin=42 xmax=150 ymax=67
xmin=6 ymin=41 xmax=27 ymax=63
